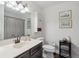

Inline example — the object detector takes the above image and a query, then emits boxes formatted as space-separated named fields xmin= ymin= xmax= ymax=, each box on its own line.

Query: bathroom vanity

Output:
xmin=15 ymin=42 xmax=42 ymax=58
xmin=0 ymin=38 xmax=42 ymax=58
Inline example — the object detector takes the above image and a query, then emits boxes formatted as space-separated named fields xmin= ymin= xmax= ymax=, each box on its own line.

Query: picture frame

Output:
xmin=59 ymin=10 xmax=72 ymax=28
xmin=59 ymin=20 xmax=72 ymax=28
xmin=59 ymin=10 xmax=72 ymax=19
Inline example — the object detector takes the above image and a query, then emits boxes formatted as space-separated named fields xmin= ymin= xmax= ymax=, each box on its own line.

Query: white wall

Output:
xmin=27 ymin=2 xmax=45 ymax=38
xmin=0 ymin=5 xmax=4 ymax=40
xmin=44 ymin=2 xmax=79 ymax=58
xmin=34 ymin=13 xmax=45 ymax=38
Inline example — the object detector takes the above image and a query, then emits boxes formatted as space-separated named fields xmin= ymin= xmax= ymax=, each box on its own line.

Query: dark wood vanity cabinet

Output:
xmin=31 ymin=43 xmax=42 ymax=58
xmin=16 ymin=50 xmax=30 ymax=58
xmin=15 ymin=42 xmax=42 ymax=58
xmin=31 ymin=48 xmax=42 ymax=58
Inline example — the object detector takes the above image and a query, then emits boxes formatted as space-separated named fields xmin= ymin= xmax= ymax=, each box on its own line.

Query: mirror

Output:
xmin=0 ymin=2 xmax=31 ymax=40
xmin=4 ymin=16 xmax=25 ymax=39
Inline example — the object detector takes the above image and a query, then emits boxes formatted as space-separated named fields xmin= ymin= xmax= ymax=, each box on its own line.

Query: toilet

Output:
xmin=37 ymin=37 xmax=56 ymax=58
xmin=42 ymin=43 xmax=55 ymax=58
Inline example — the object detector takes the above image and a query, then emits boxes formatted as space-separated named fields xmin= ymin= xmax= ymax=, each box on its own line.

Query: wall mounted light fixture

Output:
xmin=0 ymin=1 xmax=30 ymax=13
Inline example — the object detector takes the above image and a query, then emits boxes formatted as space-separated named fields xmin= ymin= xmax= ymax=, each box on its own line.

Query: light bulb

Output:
xmin=20 ymin=10 xmax=26 ymax=13
xmin=17 ymin=4 xmax=23 ymax=9
xmin=6 ymin=3 xmax=13 ymax=8
xmin=8 ymin=1 xmax=17 ymax=6
xmin=15 ymin=7 xmax=20 ymax=11
xmin=20 ymin=7 xmax=30 ymax=13
xmin=24 ymin=7 xmax=29 ymax=12
xmin=6 ymin=3 xmax=17 ymax=11
xmin=0 ymin=1 xmax=5 ymax=5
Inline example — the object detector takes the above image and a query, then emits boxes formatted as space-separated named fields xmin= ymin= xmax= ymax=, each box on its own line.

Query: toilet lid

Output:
xmin=43 ymin=45 xmax=55 ymax=50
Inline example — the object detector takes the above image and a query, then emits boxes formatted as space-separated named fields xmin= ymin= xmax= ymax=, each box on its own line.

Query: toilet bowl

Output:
xmin=43 ymin=45 xmax=55 ymax=53
xmin=42 ymin=42 xmax=56 ymax=58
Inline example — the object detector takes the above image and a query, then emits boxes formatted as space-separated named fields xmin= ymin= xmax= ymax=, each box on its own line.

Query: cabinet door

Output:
xmin=15 ymin=42 xmax=42 ymax=58
xmin=31 ymin=42 xmax=42 ymax=55
xmin=15 ymin=51 xmax=29 ymax=58
xmin=31 ymin=48 xmax=42 ymax=58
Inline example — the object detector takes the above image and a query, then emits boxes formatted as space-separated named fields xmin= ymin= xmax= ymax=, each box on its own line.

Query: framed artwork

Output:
xmin=59 ymin=10 xmax=72 ymax=28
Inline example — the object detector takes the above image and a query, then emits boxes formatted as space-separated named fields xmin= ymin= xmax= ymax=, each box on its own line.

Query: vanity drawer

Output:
xmin=15 ymin=50 xmax=29 ymax=58
xmin=30 ymin=42 xmax=42 ymax=56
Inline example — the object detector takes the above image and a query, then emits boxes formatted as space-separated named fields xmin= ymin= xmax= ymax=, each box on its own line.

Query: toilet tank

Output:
xmin=48 ymin=41 xmax=56 ymax=47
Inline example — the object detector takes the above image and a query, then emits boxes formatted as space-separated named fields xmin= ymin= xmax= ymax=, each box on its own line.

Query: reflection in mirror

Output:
xmin=4 ymin=16 xmax=25 ymax=39
xmin=27 ymin=18 xmax=31 ymax=35
xmin=0 ymin=1 xmax=31 ymax=40
xmin=4 ymin=11 xmax=31 ymax=39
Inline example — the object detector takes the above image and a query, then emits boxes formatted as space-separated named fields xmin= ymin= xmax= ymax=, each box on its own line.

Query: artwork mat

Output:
xmin=59 ymin=10 xmax=72 ymax=19
xmin=59 ymin=19 xmax=72 ymax=28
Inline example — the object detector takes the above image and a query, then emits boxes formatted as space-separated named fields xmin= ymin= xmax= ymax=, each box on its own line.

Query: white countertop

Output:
xmin=0 ymin=39 xmax=42 ymax=58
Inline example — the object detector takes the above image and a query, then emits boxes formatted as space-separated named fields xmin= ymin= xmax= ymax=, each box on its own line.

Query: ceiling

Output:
xmin=31 ymin=1 xmax=65 ymax=9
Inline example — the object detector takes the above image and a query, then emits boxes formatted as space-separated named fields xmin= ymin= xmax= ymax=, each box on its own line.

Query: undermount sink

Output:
xmin=13 ymin=39 xmax=33 ymax=48
xmin=13 ymin=41 xmax=25 ymax=48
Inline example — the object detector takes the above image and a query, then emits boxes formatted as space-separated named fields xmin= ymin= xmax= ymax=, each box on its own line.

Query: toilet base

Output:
xmin=43 ymin=50 xmax=54 ymax=58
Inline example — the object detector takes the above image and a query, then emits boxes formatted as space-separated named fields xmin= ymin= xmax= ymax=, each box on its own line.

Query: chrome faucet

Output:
xmin=15 ymin=35 xmax=21 ymax=44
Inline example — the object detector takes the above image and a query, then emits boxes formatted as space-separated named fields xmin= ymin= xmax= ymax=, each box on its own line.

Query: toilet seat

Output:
xmin=43 ymin=45 xmax=55 ymax=53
